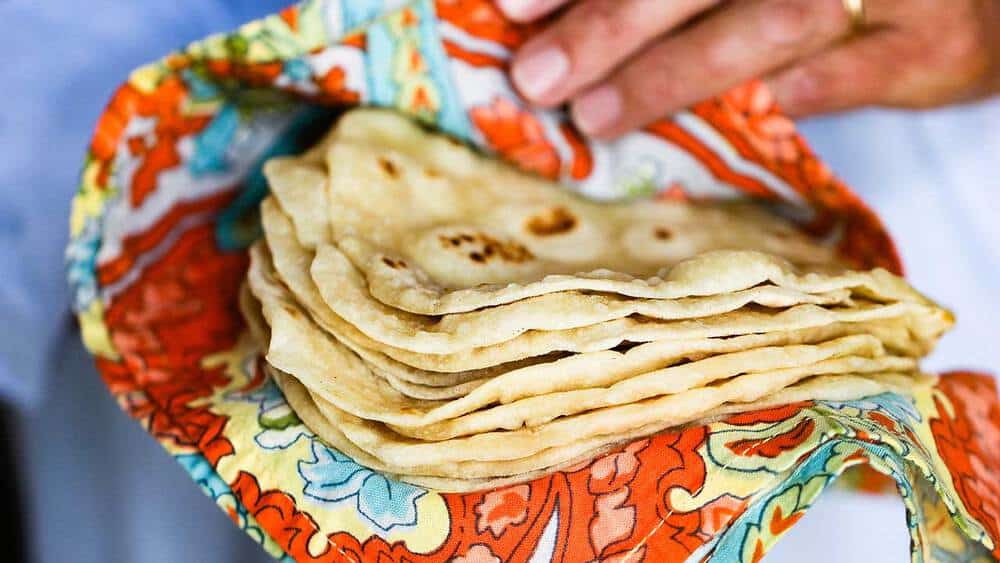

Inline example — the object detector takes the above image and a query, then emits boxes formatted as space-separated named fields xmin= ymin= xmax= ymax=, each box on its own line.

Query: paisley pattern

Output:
xmin=68 ymin=1 xmax=998 ymax=561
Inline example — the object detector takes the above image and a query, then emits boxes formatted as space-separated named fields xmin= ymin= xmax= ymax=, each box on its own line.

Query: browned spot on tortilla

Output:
xmin=654 ymin=227 xmax=673 ymax=241
xmin=425 ymin=167 xmax=440 ymax=178
xmin=526 ymin=207 xmax=577 ymax=236
xmin=377 ymin=157 xmax=399 ymax=178
xmin=381 ymin=256 xmax=406 ymax=269
xmin=480 ymin=235 xmax=533 ymax=263
xmin=438 ymin=235 xmax=463 ymax=247
xmin=439 ymin=231 xmax=534 ymax=263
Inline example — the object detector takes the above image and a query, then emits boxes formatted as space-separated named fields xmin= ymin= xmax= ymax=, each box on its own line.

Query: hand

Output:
xmin=499 ymin=0 xmax=1000 ymax=137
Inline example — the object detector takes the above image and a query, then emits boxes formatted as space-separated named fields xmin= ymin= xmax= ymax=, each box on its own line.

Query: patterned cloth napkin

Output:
xmin=68 ymin=1 xmax=1000 ymax=561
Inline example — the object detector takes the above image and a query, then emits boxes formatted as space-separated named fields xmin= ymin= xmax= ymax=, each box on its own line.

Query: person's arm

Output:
xmin=499 ymin=0 xmax=1000 ymax=137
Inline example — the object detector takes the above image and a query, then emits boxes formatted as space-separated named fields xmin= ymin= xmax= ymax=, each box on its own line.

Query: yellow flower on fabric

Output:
xmin=79 ymin=301 xmax=118 ymax=360
xmin=129 ymin=63 xmax=166 ymax=94
xmin=70 ymin=160 xmax=113 ymax=237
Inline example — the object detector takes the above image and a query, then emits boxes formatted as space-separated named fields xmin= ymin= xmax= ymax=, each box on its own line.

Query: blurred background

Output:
xmin=3 ymin=1 xmax=997 ymax=562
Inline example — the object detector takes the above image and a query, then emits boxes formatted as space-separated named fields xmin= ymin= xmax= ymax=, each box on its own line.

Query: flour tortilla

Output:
xmin=376 ymin=370 xmax=486 ymax=400
xmin=251 ymin=243 xmax=934 ymax=429
xmin=254 ymin=303 xmax=628 ymax=489
xmin=245 ymin=291 xmax=923 ymax=486
xmin=361 ymin=316 xmax=922 ymax=401
xmin=252 ymin=239 xmax=944 ymax=409
xmin=264 ymin=155 xmax=331 ymax=248
xmin=277 ymin=367 xmax=922 ymax=487
xmin=341 ymin=336 xmax=509 ymax=387
xmin=332 ymin=363 xmax=925 ymax=467
xmin=262 ymin=203 xmax=950 ymax=371
xmin=388 ymin=352 xmax=916 ymax=441
xmin=273 ymin=109 xmax=931 ymax=315
xmin=709 ymin=372 xmax=938 ymax=419
xmin=311 ymin=239 xmax=862 ymax=354
xmin=245 ymin=269 xmax=922 ymax=406
xmin=253 ymin=230 xmax=557 ymax=381
xmin=255 ymin=267 xmax=913 ymax=434
xmin=263 ymin=198 xmax=868 ymax=355
xmin=238 ymin=281 xmax=269 ymax=347
xmin=250 ymin=108 xmax=946 ymax=489
xmin=244 ymin=281 xmax=483 ymax=399
xmin=272 ymin=368 xmax=654 ymax=490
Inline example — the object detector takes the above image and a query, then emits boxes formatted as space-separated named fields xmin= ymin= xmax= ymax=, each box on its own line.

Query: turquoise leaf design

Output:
xmin=828 ymin=392 xmax=923 ymax=424
xmin=66 ymin=216 xmax=101 ymax=312
xmin=298 ymin=440 xmax=425 ymax=531
xmin=190 ymin=104 xmax=239 ymax=176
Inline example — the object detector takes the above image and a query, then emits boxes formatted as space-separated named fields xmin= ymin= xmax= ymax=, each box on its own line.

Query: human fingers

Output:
xmin=568 ymin=0 xmax=891 ymax=137
xmin=767 ymin=30 xmax=913 ymax=116
xmin=509 ymin=0 xmax=718 ymax=106
xmin=496 ymin=0 xmax=573 ymax=22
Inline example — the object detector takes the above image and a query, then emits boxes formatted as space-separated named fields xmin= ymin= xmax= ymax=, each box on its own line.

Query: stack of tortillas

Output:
xmin=241 ymin=109 xmax=952 ymax=492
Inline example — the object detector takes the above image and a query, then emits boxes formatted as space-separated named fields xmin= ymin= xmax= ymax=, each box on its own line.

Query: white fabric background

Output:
xmin=768 ymin=106 xmax=1000 ymax=561
xmin=4 ymin=1 xmax=997 ymax=561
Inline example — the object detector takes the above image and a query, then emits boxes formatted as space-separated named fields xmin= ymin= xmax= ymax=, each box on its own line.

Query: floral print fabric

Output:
xmin=68 ymin=1 xmax=999 ymax=561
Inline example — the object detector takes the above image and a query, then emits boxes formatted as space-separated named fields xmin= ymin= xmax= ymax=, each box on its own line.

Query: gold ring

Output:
xmin=842 ymin=0 xmax=866 ymax=33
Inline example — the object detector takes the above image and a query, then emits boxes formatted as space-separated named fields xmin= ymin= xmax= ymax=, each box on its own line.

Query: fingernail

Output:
xmin=497 ymin=0 xmax=536 ymax=20
xmin=572 ymin=85 xmax=623 ymax=136
xmin=512 ymin=46 xmax=570 ymax=101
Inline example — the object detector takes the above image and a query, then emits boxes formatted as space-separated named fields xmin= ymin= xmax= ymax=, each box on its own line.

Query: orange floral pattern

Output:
xmin=559 ymin=123 xmax=594 ymax=181
xmin=99 ymin=219 xmax=246 ymax=464
xmin=688 ymin=81 xmax=902 ymax=273
xmin=475 ymin=485 xmax=531 ymax=538
xmin=450 ymin=544 xmax=501 ymax=563
xmin=718 ymin=84 xmax=801 ymax=164
xmin=314 ymin=66 xmax=362 ymax=106
xmin=91 ymin=77 xmax=213 ymax=206
xmin=930 ymin=373 xmax=1000 ymax=559
xmin=434 ymin=0 xmax=533 ymax=49
xmin=470 ymin=98 xmax=561 ymax=179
